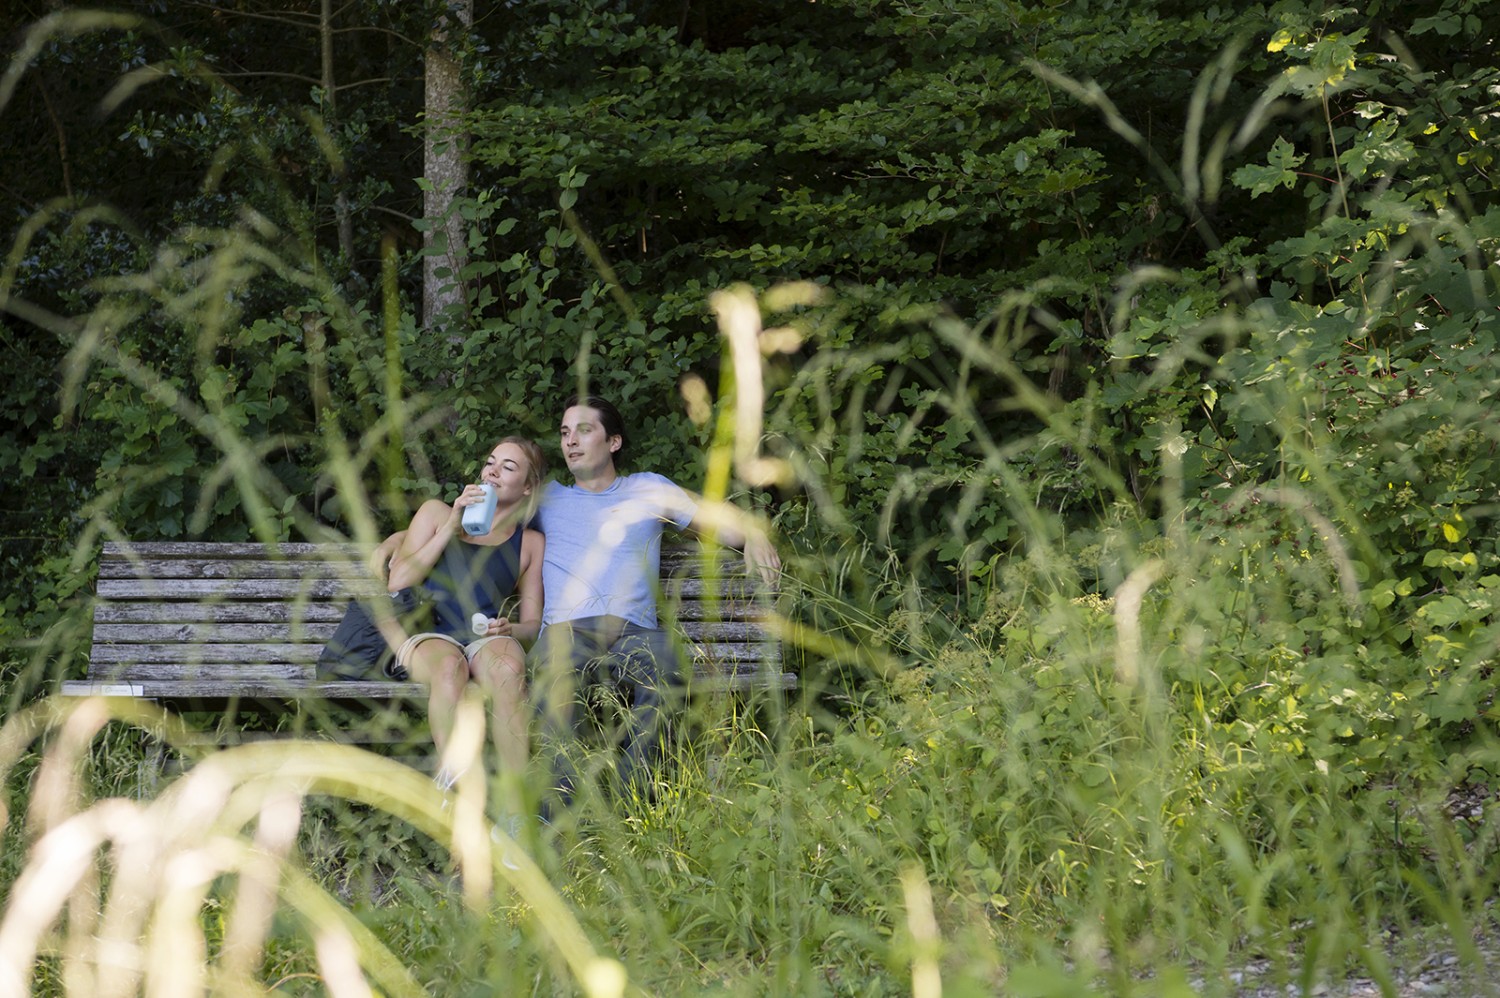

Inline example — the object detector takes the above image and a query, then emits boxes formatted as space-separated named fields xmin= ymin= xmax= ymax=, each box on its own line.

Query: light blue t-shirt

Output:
xmin=534 ymin=472 xmax=697 ymax=628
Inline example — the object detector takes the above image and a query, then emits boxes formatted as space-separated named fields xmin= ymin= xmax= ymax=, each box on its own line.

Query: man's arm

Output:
xmin=687 ymin=499 xmax=782 ymax=587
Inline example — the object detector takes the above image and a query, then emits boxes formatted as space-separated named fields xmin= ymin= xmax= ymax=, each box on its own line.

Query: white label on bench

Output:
xmin=91 ymin=684 xmax=145 ymax=696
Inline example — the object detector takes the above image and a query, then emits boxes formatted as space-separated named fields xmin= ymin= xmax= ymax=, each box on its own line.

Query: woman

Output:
xmin=384 ymin=436 xmax=545 ymax=805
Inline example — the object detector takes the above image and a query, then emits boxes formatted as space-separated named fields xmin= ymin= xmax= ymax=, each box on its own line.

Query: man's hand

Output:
xmin=687 ymin=498 xmax=783 ymax=588
xmin=742 ymin=531 xmax=782 ymax=588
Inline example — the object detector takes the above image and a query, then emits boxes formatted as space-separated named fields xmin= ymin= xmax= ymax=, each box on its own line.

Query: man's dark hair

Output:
xmin=563 ymin=392 xmax=628 ymax=463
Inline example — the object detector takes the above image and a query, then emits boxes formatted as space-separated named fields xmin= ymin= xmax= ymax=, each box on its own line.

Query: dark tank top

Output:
xmin=420 ymin=528 xmax=524 ymax=638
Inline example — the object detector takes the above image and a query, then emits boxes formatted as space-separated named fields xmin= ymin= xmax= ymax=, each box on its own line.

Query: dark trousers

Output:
xmin=528 ymin=615 xmax=683 ymax=811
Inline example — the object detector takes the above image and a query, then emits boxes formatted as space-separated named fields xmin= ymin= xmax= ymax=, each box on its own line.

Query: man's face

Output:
xmin=560 ymin=404 xmax=621 ymax=479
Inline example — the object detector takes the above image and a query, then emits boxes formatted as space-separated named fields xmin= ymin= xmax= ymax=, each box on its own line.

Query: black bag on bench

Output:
xmin=316 ymin=588 xmax=425 ymax=682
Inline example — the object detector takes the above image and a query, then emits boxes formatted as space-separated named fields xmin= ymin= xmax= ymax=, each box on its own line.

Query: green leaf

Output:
xmin=1417 ymin=595 xmax=1470 ymax=628
xmin=1410 ymin=14 xmax=1462 ymax=36
xmin=1231 ymin=137 xmax=1305 ymax=198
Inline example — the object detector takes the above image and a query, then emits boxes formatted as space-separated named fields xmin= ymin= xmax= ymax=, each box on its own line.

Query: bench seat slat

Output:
xmin=61 ymin=678 xmax=427 ymax=699
xmin=90 ymin=618 xmax=770 ymax=646
xmin=62 ymin=673 xmax=794 ymax=698
xmin=89 ymin=645 xmax=323 ymax=667
xmin=81 ymin=664 xmax=314 ymax=683
xmin=100 ymin=667 xmax=815 ymax=695
xmin=89 ymin=639 xmax=777 ymax=668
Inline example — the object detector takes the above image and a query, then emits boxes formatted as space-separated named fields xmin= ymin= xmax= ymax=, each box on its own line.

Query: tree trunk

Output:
xmin=422 ymin=0 xmax=472 ymax=337
xmin=321 ymin=0 xmax=354 ymax=267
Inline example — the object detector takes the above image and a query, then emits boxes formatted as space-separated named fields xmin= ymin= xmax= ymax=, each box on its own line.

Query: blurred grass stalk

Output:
xmin=0 ymin=697 xmax=627 ymax=997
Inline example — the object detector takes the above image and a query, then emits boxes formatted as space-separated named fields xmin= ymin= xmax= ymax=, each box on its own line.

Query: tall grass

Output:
xmin=3 ymin=280 xmax=1497 ymax=996
xmin=3 ymin=12 xmax=1498 ymax=990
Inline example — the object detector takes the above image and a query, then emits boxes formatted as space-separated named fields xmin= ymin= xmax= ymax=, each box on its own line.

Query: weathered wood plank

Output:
xmin=98 ymin=558 xmax=365 ymax=581
xmin=90 ymin=594 xmax=774 ymax=627
xmin=96 ymin=575 xmax=769 ymax=602
xmin=92 ymin=602 xmax=348 ymax=625
xmin=61 ymin=678 xmax=426 ymax=700
xmin=88 ymin=645 xmax=322 ymax=667
xmin=661 ymin=577 xmax=775 ymax=599
xmin=659 ymin=547 xmax=757 ymax=569
xmin=61 ymin=673 xmax=794 ymax=698
xmin=693 ymin=669 xmax=804 ymax=693
xmin=101 ymin=541 xmax=342 ymax=559
xmin=681 ymin=641 xmax=783 ymax=665
xmin=95 ymin=578 xmax=373 ymax=601
xmin=99 ymin=542 xmax=757 ymax=570
xmin=92 ymin=619 xmax=767 ymax=646
xmin=663 ymin=599 xmax=774 ymax=622
xmin=89 ymin=638 xmax=775 ymax=669
xmin=91 ymin=622 xmax=340 ymax=643
xmin=74 ymin=662 xmax=310 ymax=682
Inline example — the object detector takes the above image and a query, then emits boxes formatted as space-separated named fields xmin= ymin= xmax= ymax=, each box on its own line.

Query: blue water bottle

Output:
xmin=460 ymin=483 xmax=498 ymax=536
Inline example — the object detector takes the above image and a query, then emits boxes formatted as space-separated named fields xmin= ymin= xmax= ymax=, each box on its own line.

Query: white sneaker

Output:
xmin=434 ymin=768 xmax=459 ymax=811
xmin=491 ymin=814 xmax=523 ymax=871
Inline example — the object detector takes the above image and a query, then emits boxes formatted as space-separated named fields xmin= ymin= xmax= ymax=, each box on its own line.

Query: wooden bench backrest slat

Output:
xmin=100 ymin=541 xmax=336 ymax=559
xmin=92 ymin=603 xmax=349 ymax=624
xmin=96 ymin=578 xmax=358 ymax=601
xmin=91 ymin=623 xmax=338 ymax=644
xmin=97 ymin=575 xmax=766 ymax=602
xmin=97 ymin=561 xmax=358 ymax=582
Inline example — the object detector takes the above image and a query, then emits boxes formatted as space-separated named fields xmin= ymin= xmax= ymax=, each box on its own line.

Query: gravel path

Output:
xmin=1212 ymin=927 xmax=1500 ymax=997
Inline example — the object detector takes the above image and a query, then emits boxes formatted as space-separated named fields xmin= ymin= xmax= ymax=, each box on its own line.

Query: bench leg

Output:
xmin=137 ymin=729 xmax=167 ymax=798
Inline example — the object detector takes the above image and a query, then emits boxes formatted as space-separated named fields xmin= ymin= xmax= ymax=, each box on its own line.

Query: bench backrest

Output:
xmin=66 ymin=540 xmax=790 ymax=703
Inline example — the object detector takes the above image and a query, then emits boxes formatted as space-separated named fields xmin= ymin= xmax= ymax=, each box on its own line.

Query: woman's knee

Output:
xmin=409 ymin=643 xmax=469 ymax=694
xmin=472 ymin=638 xmax=525 ymax=687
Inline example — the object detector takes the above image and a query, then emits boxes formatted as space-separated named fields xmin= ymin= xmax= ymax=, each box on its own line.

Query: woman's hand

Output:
xmin=452 ymin=483 xmax=489 ymax=519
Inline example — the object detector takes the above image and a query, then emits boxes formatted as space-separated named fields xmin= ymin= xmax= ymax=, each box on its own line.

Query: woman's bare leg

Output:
xmin=470 ymin=637 xmax=528 ymax=812
xmin=404 ymin=638 xmax=470 ymax=761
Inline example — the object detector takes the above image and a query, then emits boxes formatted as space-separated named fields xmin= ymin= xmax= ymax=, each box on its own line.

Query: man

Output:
xmin=528 ymin=392 xmax=780 ymax=810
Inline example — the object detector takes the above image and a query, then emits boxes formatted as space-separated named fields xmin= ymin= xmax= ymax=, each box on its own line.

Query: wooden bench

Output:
xmin=60 ymin=541 xmax=792 ymax=723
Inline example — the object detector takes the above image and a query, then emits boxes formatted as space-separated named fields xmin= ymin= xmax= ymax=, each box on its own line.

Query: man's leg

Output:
xmin=605 ymin=625 xmax=685 ymax=798
xmin=527 ymin=619 xmax=615 ymax=813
